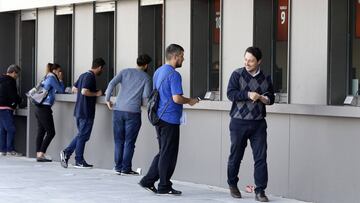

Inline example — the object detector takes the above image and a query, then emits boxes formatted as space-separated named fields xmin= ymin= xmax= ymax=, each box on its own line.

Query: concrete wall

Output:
xmin=36 ymin=8 xmax=54 ymax=82
xmin=290 ymin=0 xmax=328 ymax=104
xmin=165 ymin=0 xmax=191 ymax=96
xmin=0 ymin=0 xmax=94 ymax=12
xmin=73 ymin=3 xmax=93 ymax=82
xmin=222 ymin=0 xmax=253 ymax=100
xmin=116 ymin=0 xmax=138 ymax=73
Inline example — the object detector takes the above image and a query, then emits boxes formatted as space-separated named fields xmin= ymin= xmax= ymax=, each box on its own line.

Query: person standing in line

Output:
xmin=60 ymin=58 xmax=105 ymax=169
xmin=226 ymin=47 xmax=274 ymax=202
xmin=105 ymin=54 xmax=152 ymax=175
xmin=0 ymin=64 xmax=22 ymax=156
xmin=139 ymin=44 xmax=199 ymax=195
xmin=34 ymin=63 xmax=65 ymax=162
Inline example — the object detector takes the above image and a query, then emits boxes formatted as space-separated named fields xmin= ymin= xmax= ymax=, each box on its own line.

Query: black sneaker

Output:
xmin=74 ymin=161 xmax=93 ymax=169
xmin=36 ymin=157 xmax=52 ymax=162
xmin=138 ymin=182 xmax=157 ymax=193
xmin=60 ymin=150 xmax=69 ymax=168
xmin=255 ymin=191 xmax=269 ymax=202
xmin=157 ymin=188 xmax=182 ymax=196
xmin=229 ymin=185 xmax=242 ymax=198
xmin=120 ymin=170 xmax=139 ymax=176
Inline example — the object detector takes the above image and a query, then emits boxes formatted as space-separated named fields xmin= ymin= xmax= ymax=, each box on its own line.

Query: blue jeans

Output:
xmin=113 ymin=110 xmax=141 ymax=172
xmin=64 ymin=118 xmax=94 ymax=163
xmin=0 ymin=110 xmax=15 ymax=152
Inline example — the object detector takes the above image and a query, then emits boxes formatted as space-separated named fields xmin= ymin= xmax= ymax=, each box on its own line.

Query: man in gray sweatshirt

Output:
xmin=105 ymin=54 xmax=152 ymax=175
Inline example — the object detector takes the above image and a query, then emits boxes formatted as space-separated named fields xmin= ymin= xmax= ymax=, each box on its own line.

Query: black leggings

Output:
xmin=35 ymin=105 xmax=55 ymax=153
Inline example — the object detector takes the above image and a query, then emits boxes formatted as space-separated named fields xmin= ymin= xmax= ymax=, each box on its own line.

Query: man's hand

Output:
xmin=106 ymin=101 xmax=113 ymax=110
xmin=248 ymin=92 xmax=261 ymax=102
xmin=72 ymin=86 xmax=78 ymax=94
xmin=96 ymin=90 xmax=103 ymax=97
xmin=188 ymin=98 xmax=199 ymax=106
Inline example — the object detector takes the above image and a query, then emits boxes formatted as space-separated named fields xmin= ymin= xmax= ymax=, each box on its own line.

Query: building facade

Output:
xmin=1 ymin=0 xmax=360 ymax=203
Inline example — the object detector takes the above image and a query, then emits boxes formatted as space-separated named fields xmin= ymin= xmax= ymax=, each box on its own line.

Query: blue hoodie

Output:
xmin=41 ymin=73 xmax=65 ymax=106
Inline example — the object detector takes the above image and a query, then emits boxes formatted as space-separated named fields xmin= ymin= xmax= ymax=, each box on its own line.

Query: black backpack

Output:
xmin=147 ymin=72 xmax=174 ymax=126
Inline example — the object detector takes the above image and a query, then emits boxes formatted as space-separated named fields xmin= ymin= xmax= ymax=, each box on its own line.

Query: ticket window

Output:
xmin=0 ymin=12 xmax=16 ymax=74
xmin=254 ymin=0 xmax=289 ymax=103
xmin=191 ymin=0 xmax=221 ymax=100
xmin=328 ymin=0 xmax=360 ymax=105
xmin=351 ymin=0 xmax=360 ymax=96
xmin=54 ymin=6 xmax=73 ymax=88
xmin=93 ymin=2 xmax=115 ymax=93
xmin=139 ymin=0 xmax=164 ymax=77
xmin=20 ymin=10 xmax=36 ymax=105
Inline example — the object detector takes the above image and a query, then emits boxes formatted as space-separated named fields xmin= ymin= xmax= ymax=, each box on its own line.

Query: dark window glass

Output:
xmin=191 ymin=0 xmax=221 ymax=100
xmin=254 ymin=0 xmax=289 ymax=103
xmin=93 ymin=11 xmax=115 ymax=93
xmin=54 ymin=14 xmax=72 ymax=87
xmin=138 ymin=4 xmax=163 ymax=77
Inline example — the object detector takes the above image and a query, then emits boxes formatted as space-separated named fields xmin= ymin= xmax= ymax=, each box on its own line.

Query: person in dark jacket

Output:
xmin=226 ymin=47 xmax=275 ymax=202
xmin=0 ymin=64 xmax=22 ymax=156
xmin=34 ymin=63 xmax=65 ymax=162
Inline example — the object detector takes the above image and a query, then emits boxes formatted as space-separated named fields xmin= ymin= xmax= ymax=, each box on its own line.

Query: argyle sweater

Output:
xmin=227 ymin=67 xmax=275 ymax=120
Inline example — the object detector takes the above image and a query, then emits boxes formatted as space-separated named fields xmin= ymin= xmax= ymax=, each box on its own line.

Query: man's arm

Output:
xmin=227 ymin=71 xmax=249 ymax=102
xmin=81 ymin=88 xmax=102 ymax=97
xmin=172 ymin=95 xmax=198 ymax=106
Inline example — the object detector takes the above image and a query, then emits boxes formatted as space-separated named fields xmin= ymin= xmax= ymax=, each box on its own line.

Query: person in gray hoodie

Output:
xmin=105 ymin=54 xmax=152 ymax=175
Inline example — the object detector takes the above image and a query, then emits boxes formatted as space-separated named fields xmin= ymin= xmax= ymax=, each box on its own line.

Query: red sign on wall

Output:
xmin=356 ymin=1 xmax=360 ymax=38
xmin=277 ymin=0 xmax=288 ymax=41
xmin=213 ymin=0 xmax=220 ymax=44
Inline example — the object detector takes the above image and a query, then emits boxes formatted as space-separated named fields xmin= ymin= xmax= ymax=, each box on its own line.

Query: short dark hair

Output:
xmin=245 ymin=46 xmax=262 ymax=61
xmin=7 ymin=64 xmax=21 ymax=74
xmin=92 ymin=57 xmax=106 ymax=69
xmin=165 ymin=44 xmax=184 ymax=61
xmin=137 ymin=54 xmax=152 ymax=66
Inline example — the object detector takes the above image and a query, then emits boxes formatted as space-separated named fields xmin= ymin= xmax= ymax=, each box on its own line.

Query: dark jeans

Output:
xmin=140 ymin=119 xmax=180 ymax=192
xmin=113 ymin=110 xmax=141 ymax=172
xmin=227 ymin=118 xmax=268 ymax=193
xmin=0 ymin=109 xmax=15 ymax=152
xmin=64 ymin=118 xmax=94 ymax=163
xmin=35 ymin=105 xmax=55 ymax=153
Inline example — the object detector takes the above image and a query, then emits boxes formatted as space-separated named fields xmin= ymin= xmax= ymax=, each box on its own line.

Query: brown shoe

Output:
xmin=255 ymin=191 xmax=269 ymax=202
xmin=229 ymin=185 xmax=241 ymax=198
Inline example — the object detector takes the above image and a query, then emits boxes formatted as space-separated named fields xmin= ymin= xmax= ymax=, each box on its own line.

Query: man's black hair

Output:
xmin=165 ymin=44 xmax=184 ymax=61
xmin=137 ymin=54 xmax=152 ymax=66
xmin=92 ymin=57 xmax=106 ymax=69
xmin=245 ymin=47 xmax=262 ymax=61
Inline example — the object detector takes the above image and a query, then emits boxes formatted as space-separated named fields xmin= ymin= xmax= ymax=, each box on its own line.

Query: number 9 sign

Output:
xmin=281 ymin=11 xmax=286 ymax=24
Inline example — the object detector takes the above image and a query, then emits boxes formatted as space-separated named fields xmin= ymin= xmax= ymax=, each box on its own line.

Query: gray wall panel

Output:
xmin=222 ymin=0 xmax=253 ymax=100
xmin=116 ymin=0 xmax=138 ymax=73
xmin=175 ymin=110 xmax=223 ymax=186
xmin=74 ymin=3 xmax=93 ymax=82
xmin=37 ymin=8 xmax=54 ymax=82
xmin=290 ymin=0 xmax=328 ymax=105
xmin=289 ymin=115 xmax=360 ymax=203
xmin=165 ymin=0 xmax=191 ymax=96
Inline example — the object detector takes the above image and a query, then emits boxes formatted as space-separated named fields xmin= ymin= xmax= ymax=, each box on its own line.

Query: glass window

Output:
xmin=138 ymin=2 xmax=163 ymax=76
xmin=93 ymin=8 xmax=115 ymax=93
xmin=254 ymin=0 xmax=289 ymax=103
xmin=351 ymin=0 xmax=360 ymax=95
xmin=328 ymin=0 xmax=359 ymax=105
xmin=191 ymin=0 xmax=221 ymax=100
xmin=54 ymin=10 xmax=73 ymax=88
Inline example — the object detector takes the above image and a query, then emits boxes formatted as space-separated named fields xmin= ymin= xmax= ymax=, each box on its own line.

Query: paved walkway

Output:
xmin=0 ymin=157 xmax=308 ymax=203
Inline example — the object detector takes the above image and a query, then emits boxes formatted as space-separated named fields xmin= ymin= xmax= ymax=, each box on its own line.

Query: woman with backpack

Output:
xmin=34 ymin=63 xmax=65 ymax=162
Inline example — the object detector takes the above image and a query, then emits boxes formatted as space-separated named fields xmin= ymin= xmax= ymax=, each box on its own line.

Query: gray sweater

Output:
xmin=105 ymin=68 xmax=151 ymax=113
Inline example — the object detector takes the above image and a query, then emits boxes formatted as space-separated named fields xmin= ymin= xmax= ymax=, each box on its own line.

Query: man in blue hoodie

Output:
xmin=0 ymin=64 xmax=22 ymax=156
